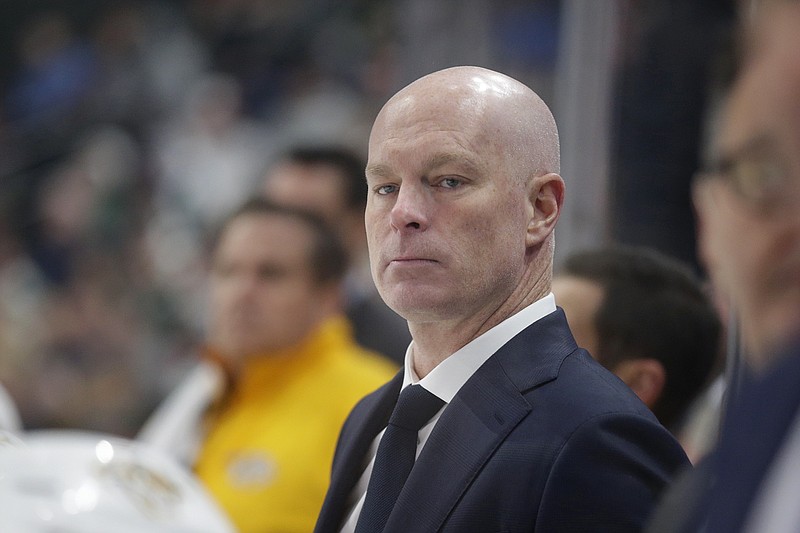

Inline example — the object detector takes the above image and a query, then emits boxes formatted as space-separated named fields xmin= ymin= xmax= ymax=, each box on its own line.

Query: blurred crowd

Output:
xmin=0 ymin=0 xmax=559 ymax=435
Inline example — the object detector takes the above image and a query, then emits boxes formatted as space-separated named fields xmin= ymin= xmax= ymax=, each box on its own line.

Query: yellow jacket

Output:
xmin=194 ymin=315 xmax=398 ymax=533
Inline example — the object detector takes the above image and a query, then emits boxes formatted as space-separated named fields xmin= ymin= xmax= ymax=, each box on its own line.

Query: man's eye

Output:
xmin=375 ymin=184 xmax=398 ymax=195
xmin=257 ymin=265 xmax=289 ymax=280
xmin=440 ymin=177 xmax=461 ymax=189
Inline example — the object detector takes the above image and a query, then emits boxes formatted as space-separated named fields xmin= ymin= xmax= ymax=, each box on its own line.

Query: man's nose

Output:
xmin=389 ymin=184 xmax=429 ymax=232
xmin=228 ymin=273 xmax=262 ymax=299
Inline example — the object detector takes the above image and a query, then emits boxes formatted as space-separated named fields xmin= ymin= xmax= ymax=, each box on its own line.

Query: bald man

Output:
xmin=314 ymin=66 xmax=687 ymax=533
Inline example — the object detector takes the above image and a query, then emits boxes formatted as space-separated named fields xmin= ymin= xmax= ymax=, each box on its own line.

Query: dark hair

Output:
xmin=214 ymin=196 xmax=348 ymax=285
xmin=560 ymin=245 xmax=721 ymax=430
xmin=282 ymin=145 xmax=368 ymax=211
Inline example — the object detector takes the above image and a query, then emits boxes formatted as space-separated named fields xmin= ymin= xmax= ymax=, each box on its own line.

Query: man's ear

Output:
xmin=613 ymin=358 xmax=666 ymax=408
xmin=526 ymin=173 xmax=565 ymax=248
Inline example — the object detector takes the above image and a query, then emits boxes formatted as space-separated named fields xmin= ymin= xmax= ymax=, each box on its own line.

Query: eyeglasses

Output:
xmin=694 ymin=136 xmax=796 ymax=212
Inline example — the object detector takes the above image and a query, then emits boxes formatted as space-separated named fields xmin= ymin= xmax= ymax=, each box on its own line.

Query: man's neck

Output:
xmin=409 ymin=280 xmax=550 ymax=378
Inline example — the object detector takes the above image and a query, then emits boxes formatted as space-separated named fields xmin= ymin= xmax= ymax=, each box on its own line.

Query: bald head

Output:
xmin=371 ymin=66 xmax=560 ymax=181
xmin=365 ymin=66 xmax=565 ymax=357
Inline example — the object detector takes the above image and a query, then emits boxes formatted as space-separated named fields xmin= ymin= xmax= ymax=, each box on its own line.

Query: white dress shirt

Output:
xmin=339 ymin=294 xmax=557 ymax=532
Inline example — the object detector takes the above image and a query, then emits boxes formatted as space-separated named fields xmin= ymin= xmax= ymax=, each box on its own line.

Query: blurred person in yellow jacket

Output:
xmin=138 ymin=197 xmax=397 ymax=533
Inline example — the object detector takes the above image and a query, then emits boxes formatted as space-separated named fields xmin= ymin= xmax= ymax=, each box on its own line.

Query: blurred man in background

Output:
xmin=139 ymin=197 xmax=396 ymax=532
xmin=553 ymin=246 xmax=721 ymax=457
xmin=647 ymin=2 xmax=800 ymax=531
xmin=261 ymin=146 xmax=411 ymax=364
xmin=690 ymin=1 xmax=800 ymax=530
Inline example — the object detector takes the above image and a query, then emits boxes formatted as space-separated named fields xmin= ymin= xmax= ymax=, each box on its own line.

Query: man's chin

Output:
xmin=212 ymin=339 xmax=266 ymax=361
xmin=382 ymin=294 xmax=455 ymax=323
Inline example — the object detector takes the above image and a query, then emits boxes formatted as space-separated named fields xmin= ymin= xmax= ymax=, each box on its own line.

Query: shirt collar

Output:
xmin=402 ymin=293 xmax=557 ymax=403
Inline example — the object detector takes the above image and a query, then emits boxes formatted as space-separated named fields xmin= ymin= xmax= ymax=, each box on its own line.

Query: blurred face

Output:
xmin=551 ymin=275 xmax=603 ymax=357
xmin=695 ymin=7 xmax=800 ymax=367
xmin=365 ymin=81 xmax=535 ymax=325
xmin=262 ymin=162 xmax=347 ymax=225
xmin=263 ymin=161 xmax=365 ymax=254
xmin=208 ymin=212 xmax=329 ymax=359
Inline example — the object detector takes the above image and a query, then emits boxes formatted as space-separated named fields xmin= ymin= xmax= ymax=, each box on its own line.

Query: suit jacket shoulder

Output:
xmin=316 ymin=309 xmax=688 ymax=533
xmin=703 ymin=339 xmax=800 ymax=533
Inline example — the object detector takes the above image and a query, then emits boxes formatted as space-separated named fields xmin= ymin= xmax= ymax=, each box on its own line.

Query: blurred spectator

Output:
xmin=138 ymin=198 xmax=396 ymax=532
xmin=0 ymin=126 xmax=168 ymax=435
xmin=88 ymin=2 xmax=208 ymax=131
xmin=4 ymin=11 xmax=96 ymax=139
xmin=151 ymin=72 xmax=272 ymax=231
xmin=552 ymin=246 xmax=721 ymax=444
xmin=261 ymin=145 xmax=411 ymax=364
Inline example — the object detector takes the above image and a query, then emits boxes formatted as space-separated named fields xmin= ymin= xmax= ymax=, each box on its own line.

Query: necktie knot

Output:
xmin=389 ymin=385 xmax=445 ymax=431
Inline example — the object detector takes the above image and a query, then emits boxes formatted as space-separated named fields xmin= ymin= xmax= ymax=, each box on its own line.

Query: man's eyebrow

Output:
xmin=423 ymin=153 xmax=479 ymax=174
xmin=365 ymin=163 xmax=393 ymax=179
xmin=365 ymin=153 xmax=479 ymax=179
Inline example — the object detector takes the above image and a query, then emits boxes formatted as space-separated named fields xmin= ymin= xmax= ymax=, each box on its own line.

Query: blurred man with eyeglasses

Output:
xmin=695 ymin=105 xmax=800 ymax=372
xmin=647 ymin=2 xmax=800 ymax=531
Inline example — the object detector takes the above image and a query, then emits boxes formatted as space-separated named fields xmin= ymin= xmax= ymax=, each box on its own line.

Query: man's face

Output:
xmin=208 ymin=212 xmax=326 ymax=359
xmin=364 ymin=88 xmax=533 ymax=324
xmin=695 ymin=8 xmax=800 ymax=366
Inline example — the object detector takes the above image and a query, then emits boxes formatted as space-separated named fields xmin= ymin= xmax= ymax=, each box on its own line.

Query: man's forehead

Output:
xmin=375 ymin=88 xmax=486 ymax=133
xmin=722 ymin=64 xmax=797 ymax=154
xmin=722 ymin=4 xmax=800 ymax=151
xmin=224 ymin=212 xmax=313 ymax=243
xmin=369 ymin=110 xmax=488 ymax=167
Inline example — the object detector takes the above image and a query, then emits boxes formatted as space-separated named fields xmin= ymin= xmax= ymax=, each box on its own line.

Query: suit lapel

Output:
xmin=385 ymin=356 xmax=531 ymax=532
xmin=316 ymin=372 xmax=403 ymax=532
xmin=384 ymin=310 xmax=578 ymax=532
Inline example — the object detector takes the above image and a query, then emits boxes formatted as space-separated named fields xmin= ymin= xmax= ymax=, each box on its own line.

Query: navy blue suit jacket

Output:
xmin=315 ymin=309 xmax=689 ymax=532
xmin=646 ymin=339 xmax=800 ymax=533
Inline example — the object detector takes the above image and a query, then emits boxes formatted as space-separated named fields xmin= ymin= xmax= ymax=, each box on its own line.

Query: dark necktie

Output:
xmin=354 ymin=384 xmax=445 ymax=533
